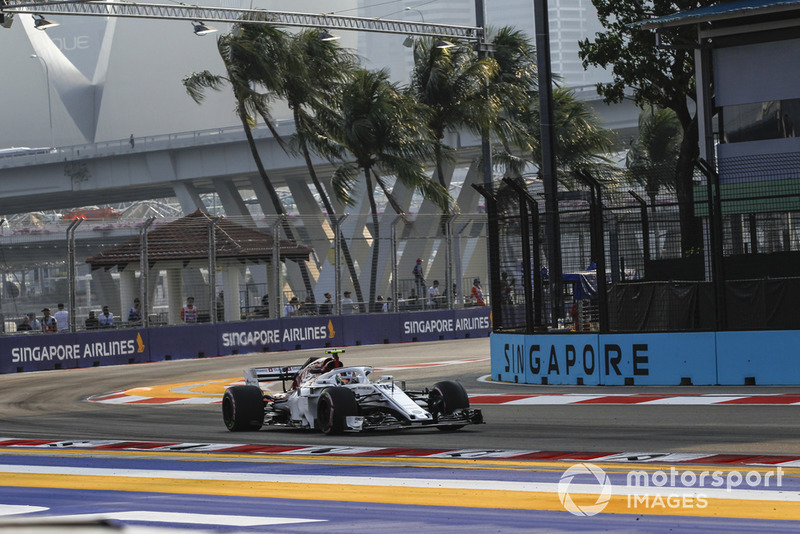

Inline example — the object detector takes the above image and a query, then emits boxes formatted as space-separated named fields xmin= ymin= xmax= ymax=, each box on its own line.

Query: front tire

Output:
xmin=429 ymin=380 xmax=469 ymax=431
xmin=222 ymin=386 xmax=264 ymax=431
xmin=317 ymin=387 xmax=358 ymax=435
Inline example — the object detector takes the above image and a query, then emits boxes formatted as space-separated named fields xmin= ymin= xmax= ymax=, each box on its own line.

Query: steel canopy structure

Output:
xmin=0 ymin=0 xmax=484 ymax=41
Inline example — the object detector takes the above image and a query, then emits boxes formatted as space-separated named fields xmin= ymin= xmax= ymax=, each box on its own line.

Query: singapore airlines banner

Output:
xmin=1 ymin=309 xmax=491 ymax=374
xmin=490 ymin=330 xmax=800 ymax=386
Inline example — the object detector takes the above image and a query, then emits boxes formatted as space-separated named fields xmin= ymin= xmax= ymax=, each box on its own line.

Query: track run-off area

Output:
xmin=2 ymin=338 xmax=800 ymax=532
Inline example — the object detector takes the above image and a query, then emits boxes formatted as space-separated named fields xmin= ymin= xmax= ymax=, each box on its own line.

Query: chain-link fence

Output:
xmin=0 ymin=211 xmax=489 ymax=333
xmin=490 ymin=157 xmax=800 ymax=333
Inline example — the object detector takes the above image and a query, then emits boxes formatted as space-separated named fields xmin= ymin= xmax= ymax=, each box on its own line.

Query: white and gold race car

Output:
xmin=222 ymin=350 xmax=483 ymax=434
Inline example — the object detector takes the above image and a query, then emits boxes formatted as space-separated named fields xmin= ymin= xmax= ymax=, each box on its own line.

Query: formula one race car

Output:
xmin=222 ymin=349 xmax=483 ymax=434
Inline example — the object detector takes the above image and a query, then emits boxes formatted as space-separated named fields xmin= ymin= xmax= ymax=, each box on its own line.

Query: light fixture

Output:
xmin=33 ymin=14 xmax=59 ymax=30
xmin=435 ymin=39 xmax=456 ymax=49
xmin=1 ymin=13 xmax=14 ymax=29
xmin=192 ymin=21 xmax=217 ymax=36
xmin=318 ymin=29 xmax=340 ymax=42
xmin=402 ymin=35 xmax=415 ymax=48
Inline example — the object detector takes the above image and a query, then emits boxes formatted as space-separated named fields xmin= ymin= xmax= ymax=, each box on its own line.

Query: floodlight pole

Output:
xmin=534 ymin=0 xmax=563 ymax=328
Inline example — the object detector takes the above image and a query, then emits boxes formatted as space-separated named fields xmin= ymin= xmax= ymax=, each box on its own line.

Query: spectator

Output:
xmin=181 ymin=297 xmax=198 ymax=323
xmin=373 ymin=295 xmax=384 ymax=313
xmin=17 ymin=315 xmax=32 ymax=331
xmin=27 ymin=312 xmax=41 ymax=331
xmin=216 ymin=291 xmax=224 ymax=321
xmin=412 ymin=258 xmax=425 ymax=302
xmin=98 ymin=305 xmax=114 ymax=328
xmin=382 ymin=296 xmax=393 ymax=313
xmin=501 ymin=271 xmax=515 ymax=304
xmin=284 ymin=296 xmax=300 ymax=317
xmin=254 ymin=294 xmax=269 ymax=318
xmin=54 ymin=303 xmax=69 ymax=332
xmin=341 ymin=291 xmax=354 ymax=314
xmin=128 ymin=298 xmax=142 ymax=325
xmin=41 ymin=308 xmax=57 ymax=332
xmin=318 ymin=292 xmax=333 ymax=315
xmin=85 ymin=311 xmax=100 ymax=330
xmin=470 ymin=278 xmax=486 ymax=306
xmin=427 ymin=280 xmax=441 ymax=308
xmin=406 ymin=288 xmax=420 ymax=311
xmin=301 ymin=295 xmax=317 ymax=316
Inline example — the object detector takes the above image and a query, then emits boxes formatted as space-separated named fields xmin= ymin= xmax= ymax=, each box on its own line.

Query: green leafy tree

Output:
xmin=578 ymin=0 xmax=714 ymax=254
xmin=486 ymin=28 xmax=615 ymax=185
xmin=280 ymin=30 xmax=365 ymax=305
xmin=626 ymin=106 xmax=683 ymax=208
xmin=495 ymin=86 xmax=617 ymax=184
xmin=407 ymin=38 xmax=498 ymax=193
xmin=316 ymin=69 xmax=451 ymax=308
xmin=183 ymin=22 xmax=314 ymax=296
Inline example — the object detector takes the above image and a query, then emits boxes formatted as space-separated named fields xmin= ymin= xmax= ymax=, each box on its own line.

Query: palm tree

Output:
xmin=496 ymin=86 xmax=617 ymax=186
xmin=626 ymin=106 xmax=682 ymax=208
xmin=316 ymin=68 xmax=451 ymax=308
xmin=407 ymin=38 xmax=498 ymax=193
xmin=486 ymin=28 xmax=616 ymax=185
xmin=281 ymin=29 xmax=366 ymax=305
xmin=183 ymin=22 xmax=315 ymax=296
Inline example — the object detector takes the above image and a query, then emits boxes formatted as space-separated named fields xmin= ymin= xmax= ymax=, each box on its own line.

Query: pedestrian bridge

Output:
xmin=0 ymin=120 xmax=483 ymax=217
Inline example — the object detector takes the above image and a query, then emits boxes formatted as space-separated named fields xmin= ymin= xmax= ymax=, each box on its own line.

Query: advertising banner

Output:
xmin=342 ymin=313 xmax=401 ymax=346
xmin=490 ymin=332 xmax=718 ymax=385
xmin=597 ymin=333 xmax=717 ymax=386
xmin=716 ymin=330 xmax=800 ymax=385
xmin=0 ymin=329 xmax=149 ymax=373
xmin=147 ymin=325 xmax=218 ymax=361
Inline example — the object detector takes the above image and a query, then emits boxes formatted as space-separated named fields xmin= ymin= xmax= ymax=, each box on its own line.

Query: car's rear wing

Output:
xmin=244 ymin=365 xmax=303 ymax=387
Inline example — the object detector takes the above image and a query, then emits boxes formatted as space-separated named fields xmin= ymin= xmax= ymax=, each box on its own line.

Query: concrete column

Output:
xmin=172 ymin=182 xmax=205 ymax=214
xmin=119 ymin=268 xmax=137 ymax=324
xmin=91 ymin=269 xmax=119 ymax=316
xmin=213 ymin=178 xmax=254 ymax=226
xmin=223 ymin=265 xmax=240 ymax=321
xmin=166 ymin=268 xmax=183 ymax=324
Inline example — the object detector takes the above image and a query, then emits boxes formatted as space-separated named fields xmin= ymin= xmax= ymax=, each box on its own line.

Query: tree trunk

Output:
xmin=364 ymin=167 xmax=379 ymax=311
xmin=294 ymin=107 xmax=364 ymax=305
xmin=238 ymin=107 xmax=314 ymax=297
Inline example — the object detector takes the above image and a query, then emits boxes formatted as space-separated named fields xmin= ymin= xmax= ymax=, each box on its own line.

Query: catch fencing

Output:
xmin=488 ymin=157 xmax=800 ymax=334
xmin=0 ymin=210 xmax=489 ymax=334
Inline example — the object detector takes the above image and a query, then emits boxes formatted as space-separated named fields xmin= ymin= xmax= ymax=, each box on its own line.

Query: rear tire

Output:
xmin=317 ymin=387 xmax=358 ymax=435
xmin=429 ymin=380 xmax=469 ymax=431
xmin=222 ymin=386 xmax=264 ymax=431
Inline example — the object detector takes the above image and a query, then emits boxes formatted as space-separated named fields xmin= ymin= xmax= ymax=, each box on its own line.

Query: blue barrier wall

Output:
xmin=491 ymin=330 xmax=800 ymax=385
xmin=0 ymin=309 xmax=492 ymax=374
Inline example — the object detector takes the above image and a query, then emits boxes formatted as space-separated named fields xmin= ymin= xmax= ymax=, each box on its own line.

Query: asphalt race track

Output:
xmin=2 ymin=338 xmax=800 ymax=453
xmin=1 ymin=338 xmax=800 ymax=532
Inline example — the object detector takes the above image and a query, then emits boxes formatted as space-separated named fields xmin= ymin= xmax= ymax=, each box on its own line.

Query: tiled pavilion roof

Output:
xmin=86 ymin=210 xmax=312 ymax=269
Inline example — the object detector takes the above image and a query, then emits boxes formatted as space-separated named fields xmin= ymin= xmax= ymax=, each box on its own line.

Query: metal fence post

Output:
xmin=66 ymin=217 xmax=83 ymax=332
xmin=576 ymin=171 xmax=608 ymax=333
xmin=390 ymin=215 xmax=402 ymax=311
xmin=208 ymin=217 xmax=220 ymax=324
xmin=630 ymin=191 xmax=651 ymax=265
xmin=697 ymin=158 xmax=727 ymax=331
xmin=271 ymin=216 xmax=284 ymax=320
xmin=444 ymin=214 xmax=455 ymax=310
xmin=334 ymin=214 xmax=348 ymax=316
xmin=472 ymin=183 xmax=502 ymax=320
xmin=139 ymin=217 xmax=155 ymax=327
xmin=503 ymin=178 xmax=543 ymax=331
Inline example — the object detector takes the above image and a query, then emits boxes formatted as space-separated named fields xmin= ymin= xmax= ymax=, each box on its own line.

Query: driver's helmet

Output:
xmin=336 ymin=370 xmax=358 ymax=385
xmin=321 ymin=356 xmax=343 ymax=373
